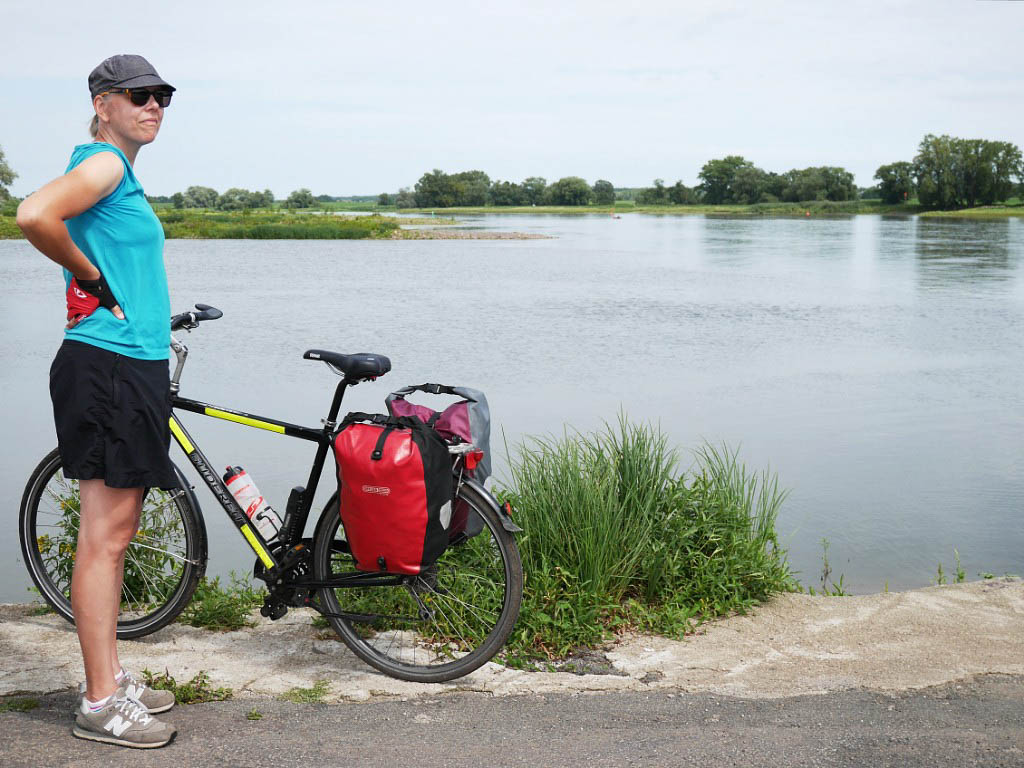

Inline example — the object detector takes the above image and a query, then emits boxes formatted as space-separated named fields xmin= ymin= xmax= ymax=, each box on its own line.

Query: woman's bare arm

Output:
xmin=17 ymin=153 xmax=126 ymax=321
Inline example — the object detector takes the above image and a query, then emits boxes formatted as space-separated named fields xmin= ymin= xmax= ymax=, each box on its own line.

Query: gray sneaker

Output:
xmin=73 ymin=686 xmax=176 ymax=748
xmin=78 ymin=670 xmax=175 ymax=714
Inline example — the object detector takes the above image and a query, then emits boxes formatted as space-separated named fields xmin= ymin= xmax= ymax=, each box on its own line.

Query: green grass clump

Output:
xmin=279 ymin=680 xmax=329 ymax=703
xmin=499 ymin=416 xmax=795 ymax=661
xmin=0 ymin=697 xmax=39 ymax=713
xmin=0 ymin=214 xmax=22 ymax=238
xmin=177 ymin=574 xmax=265 ymax=631
xmin=141 ymin=669 xmax=232 ymax=704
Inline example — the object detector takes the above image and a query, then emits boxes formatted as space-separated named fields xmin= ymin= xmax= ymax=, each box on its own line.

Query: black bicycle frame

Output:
xmin=167 ymin=378 xmax=351 ymax=578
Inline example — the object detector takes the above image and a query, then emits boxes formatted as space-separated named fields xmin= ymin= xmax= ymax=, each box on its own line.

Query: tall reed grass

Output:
xmin=499 ymin=416 xmax=795 ymax=660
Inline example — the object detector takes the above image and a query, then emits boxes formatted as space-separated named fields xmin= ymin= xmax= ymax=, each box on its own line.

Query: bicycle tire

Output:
xmin=18 ymin=448 xmax=208 ymax=639
xmin=312 ymin=480 xmax=523 ymax=683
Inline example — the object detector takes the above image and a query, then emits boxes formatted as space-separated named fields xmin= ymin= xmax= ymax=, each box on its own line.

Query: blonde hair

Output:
xmin=88 ymin=93 xmax=110 ymax=138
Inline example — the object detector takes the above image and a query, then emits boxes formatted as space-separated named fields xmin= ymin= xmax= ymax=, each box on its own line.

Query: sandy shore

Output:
xmin=2 ymin=579 xmax=1021 ymax=702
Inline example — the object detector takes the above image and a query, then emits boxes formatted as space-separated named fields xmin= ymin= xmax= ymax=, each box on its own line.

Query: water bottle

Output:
xmin=223 ymin=466 xmax=283 ymax=542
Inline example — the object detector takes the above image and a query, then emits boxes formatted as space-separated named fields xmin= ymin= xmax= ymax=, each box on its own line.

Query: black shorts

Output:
xmin=49 ymin=340 xmax=177 ymax=489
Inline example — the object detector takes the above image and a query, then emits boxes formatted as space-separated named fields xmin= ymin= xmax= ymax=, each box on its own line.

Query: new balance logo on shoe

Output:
xmin=104 ymin=715 xmax=134 ymax=737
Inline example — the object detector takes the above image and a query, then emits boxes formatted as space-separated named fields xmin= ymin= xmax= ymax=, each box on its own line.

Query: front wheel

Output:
xmin=312 ymin=480 xmax=523 ymax=683
xmin=18 ymin=448 xmax=208 ymax=639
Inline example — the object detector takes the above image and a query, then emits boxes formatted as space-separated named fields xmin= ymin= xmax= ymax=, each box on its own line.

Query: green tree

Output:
xmin=284 ymin=188 xmax=317 ymax=209
xmin=217 ymin=188 xmax=251 ymax=211
xmin=490 ymin=180 xmax=526 ymax=206
xmin=0 ymin=144 xmax=16 ymax=200
xmin=377 ymin=192 xmax=394 ymax=206
xmin=667 ymin=180 xmax=694 ymax=205
xmin=636 ymin=179 xmax=668 ymax=205
xmin=395 ymin=187 xmax=416 ymax=208
xmin=414 ymin=169 xmax=458 ymax=207
xmin=989 ymin=141 xmax=1023 ymax=203
xmin=697 ymin=156 xmax=754 ymax=204
xmin=591 ymin=179 xmax=615 ymax=205
xmin=546 ymin=176 xmax=592 ymax=205
xmin=450 ymin=170 xmax=490 ymax=206
xmin=170 ymin=192 xmax=185 ymax=209
xmin=914 ymin=134 xmax=960 ymax=209
xmin=521 ymin=176 xmax=547 ymax=205
xmin=818 ymin=166 xmax=857 ymax=201
xmin=779 ymin=168 xmax=827 ymax=202
xmin=182 ymin=185 xmax=219 ymax=209
xmin=252 ymin=189 xmax=274 ymax=208
xmin=873 ymin=162 xmax=914 ymax=204
xmin=731 ymin=166 xmax=768 ymax=204
xmin=914 ymin=135 xmax=1022 ymax=209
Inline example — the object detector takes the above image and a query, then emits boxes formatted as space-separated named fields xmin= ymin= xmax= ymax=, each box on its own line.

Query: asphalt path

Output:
xmin=2 ymin=675 xmax=1022 ymax=767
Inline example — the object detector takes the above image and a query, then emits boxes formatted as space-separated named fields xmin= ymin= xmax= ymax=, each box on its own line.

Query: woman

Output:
xmin=17 ymin=54 xmax=179 ymax=749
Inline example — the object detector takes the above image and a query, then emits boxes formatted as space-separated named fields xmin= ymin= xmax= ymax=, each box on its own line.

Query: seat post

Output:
xmin=325 ymin=379 xmax=349 ymax=430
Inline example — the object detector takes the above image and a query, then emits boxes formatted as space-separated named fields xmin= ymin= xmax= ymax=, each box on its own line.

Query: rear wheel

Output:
xmin=312 ymin=481 xmax=523 ymax=683
xmin=18 ymin=448 xmax=207 ymax=639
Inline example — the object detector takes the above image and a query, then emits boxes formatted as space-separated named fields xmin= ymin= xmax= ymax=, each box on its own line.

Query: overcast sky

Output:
xmin=2 ymin=0 xmax=1021 ymax=197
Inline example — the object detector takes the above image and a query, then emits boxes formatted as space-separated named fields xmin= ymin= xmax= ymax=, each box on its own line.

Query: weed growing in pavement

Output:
xmin=280 ymin=680 xmax=330 ymax=704
xmin=936 ymin=562 xmax=947 ymax=586
xmin=954 ymin=550 xmax=966 ymax=583
xmin=813 ymin=538 xmax=848 ymax=596
xmin=177 ymin=573 xmax=265 ymax=631
xmin=0 ymin=698 xmax=39 ymax=713
xmin=246 ymin=708 xmax=263 ymax=720
xmin=141 ymin=669 xmax=233 ymax=704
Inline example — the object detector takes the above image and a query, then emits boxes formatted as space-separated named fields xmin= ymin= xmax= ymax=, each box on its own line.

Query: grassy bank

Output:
xmin=920 ymin=204 xmax=1024 ymax=219
xmin=156 ymin=210 xmax=400 ymax=239
xmin=498 ymin=418 xmax=795 ymax=660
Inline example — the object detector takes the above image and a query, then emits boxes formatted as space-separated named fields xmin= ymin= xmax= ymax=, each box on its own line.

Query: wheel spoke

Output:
xmin=21 ymin=451 xmax=201 ymax=637
xmin=314 ymin=485 xmax=522 ymax=681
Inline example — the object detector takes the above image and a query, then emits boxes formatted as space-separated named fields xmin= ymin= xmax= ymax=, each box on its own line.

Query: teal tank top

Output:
xmin=63 ymin=142 xmax=170 ymax=360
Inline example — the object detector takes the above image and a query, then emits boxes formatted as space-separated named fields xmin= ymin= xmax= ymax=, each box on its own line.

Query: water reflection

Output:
xmin=913 ymin=218 xmax=1014 ymax=288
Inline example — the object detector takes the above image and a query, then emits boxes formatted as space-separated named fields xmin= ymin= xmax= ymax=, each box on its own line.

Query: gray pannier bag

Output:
xmin=385 ymin=383 xmax=491 ymax=540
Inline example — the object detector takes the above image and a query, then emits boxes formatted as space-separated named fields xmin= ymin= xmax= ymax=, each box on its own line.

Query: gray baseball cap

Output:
xmin=88 ymin=54 xmax=175 ymax=98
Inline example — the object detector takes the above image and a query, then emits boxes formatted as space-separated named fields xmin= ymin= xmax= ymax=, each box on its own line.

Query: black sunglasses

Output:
xmin=101 ymin=88 xmax=173 ymax=108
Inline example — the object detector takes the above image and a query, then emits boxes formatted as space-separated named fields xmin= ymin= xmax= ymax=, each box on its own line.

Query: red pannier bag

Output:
xmin=386 ymin=383 xmax=491 ymax=542
xmin=332 ymin=412 xmax=453 ymax=574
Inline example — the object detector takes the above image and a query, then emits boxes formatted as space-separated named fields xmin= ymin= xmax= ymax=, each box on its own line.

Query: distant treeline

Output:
xmin=145 ymin=187 xmax=315 ymax=210
xmin=379 ymin=134 xmax=1022 ymax=211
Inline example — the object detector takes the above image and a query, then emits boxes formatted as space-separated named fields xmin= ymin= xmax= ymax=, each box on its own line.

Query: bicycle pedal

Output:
xmin=260 ymin=598 xmax=289 ymax=621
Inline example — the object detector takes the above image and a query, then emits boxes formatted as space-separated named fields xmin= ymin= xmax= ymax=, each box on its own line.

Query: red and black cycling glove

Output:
xmin=67 ymin=273 xmax=120 ymax=322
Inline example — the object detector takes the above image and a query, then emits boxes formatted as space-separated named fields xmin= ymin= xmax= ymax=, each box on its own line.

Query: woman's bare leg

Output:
xmin=72 ymin=480 xmax=143 ymax=702
xmin=109 ymin=503 xmax=141 ymax=678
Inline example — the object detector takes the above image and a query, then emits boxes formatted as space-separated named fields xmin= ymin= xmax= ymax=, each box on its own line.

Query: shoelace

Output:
xmin=113 ymin=694 xmax=153 ymax=725
xmin=119 ymin=671 xmax=149 ymax=707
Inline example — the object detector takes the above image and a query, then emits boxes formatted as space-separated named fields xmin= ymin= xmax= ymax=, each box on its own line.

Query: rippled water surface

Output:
xmin=2 ymin=213 xmax=1022 ymax=599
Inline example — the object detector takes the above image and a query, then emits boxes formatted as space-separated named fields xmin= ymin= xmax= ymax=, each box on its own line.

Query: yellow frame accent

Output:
xmin=241 ymin=524 xmax=275 ymax=568
xmin=168 ymin=417 xmax=194 ymax=454
xmin=204 ymin=408 xmax=286 ymax=434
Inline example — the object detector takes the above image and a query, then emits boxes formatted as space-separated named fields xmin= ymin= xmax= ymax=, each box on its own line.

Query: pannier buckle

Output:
xmin=426 ymin=383 xmax=443 ymax=395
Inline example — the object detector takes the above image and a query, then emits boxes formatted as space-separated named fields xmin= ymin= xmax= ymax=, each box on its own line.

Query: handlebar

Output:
xmin=171 ymin=303 xmax=223 ymax=332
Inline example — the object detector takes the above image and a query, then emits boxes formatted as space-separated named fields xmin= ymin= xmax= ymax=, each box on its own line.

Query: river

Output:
xmin=1 ymin=212 xmax=1022 ymax=599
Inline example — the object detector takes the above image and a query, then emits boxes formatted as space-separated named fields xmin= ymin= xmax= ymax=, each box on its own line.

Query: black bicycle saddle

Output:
xmin=303 ymin=350 xmax=391 ymax=380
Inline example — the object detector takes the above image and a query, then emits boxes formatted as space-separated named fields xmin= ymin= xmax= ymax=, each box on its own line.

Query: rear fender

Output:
xmin=459 ymin=477 xmax=523 ymax=534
